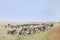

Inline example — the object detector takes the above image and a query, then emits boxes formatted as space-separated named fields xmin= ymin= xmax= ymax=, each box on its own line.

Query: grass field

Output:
xmin=0 ymin=26 xmax=54 ymax=40
xmin=0 ymin=22 xmax=57 ymax=40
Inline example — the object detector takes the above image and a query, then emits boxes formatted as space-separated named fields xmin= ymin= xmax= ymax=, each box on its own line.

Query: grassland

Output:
xmin=0 ymin=26 xmax=54 ymax=40
xmin=0 ymin=22 xmax=57 ymax=40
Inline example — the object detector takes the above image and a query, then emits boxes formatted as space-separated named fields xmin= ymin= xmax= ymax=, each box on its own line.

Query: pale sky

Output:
xmin=0 ymin=0 xmax=60 ymax=22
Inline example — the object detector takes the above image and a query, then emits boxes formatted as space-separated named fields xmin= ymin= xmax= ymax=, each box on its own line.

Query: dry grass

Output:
xmin=0 ymin=27 xmax=54 ymax=40
xmin=0 ymin=22 xmax=56 ymax=40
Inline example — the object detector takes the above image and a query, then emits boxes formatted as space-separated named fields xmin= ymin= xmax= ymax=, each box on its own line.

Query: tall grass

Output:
xmin=0 ymin=25 xmax=55 ymax=40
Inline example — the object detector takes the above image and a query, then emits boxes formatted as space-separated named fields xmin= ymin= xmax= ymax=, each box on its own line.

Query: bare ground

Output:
xmin=48 ymin=24 xmax=60 ymax=40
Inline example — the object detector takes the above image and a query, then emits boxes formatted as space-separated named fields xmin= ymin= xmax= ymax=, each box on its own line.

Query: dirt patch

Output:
xmin=48 ymin=24 xmax=60 ymax=40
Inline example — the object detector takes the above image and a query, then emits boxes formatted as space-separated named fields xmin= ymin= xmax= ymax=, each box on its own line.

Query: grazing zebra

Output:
xmin=7 ymin=29 xmax=17 ymax=35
